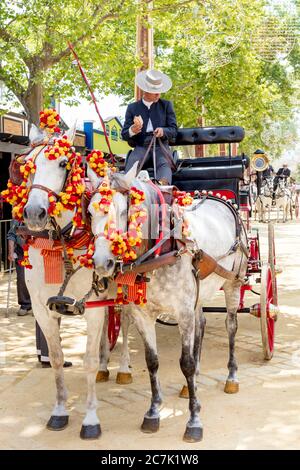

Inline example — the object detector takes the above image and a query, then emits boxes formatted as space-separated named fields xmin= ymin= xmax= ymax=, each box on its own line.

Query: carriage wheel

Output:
xmin=268 ymin=223 xmax=278 ymax=306
xmin=108 ymin=306 xmax=121 ymax=351
xmin=260 ymin=264 xmax=278 ymax=360
xmin=156 ymin=314 xmax=178 ymax=326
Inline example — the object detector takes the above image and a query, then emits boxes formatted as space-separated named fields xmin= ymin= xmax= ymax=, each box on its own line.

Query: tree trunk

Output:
xmin=195 ymin=97 xmax=206 ymax=158
xmin=22 ymin=81 xmax=44 ymax=127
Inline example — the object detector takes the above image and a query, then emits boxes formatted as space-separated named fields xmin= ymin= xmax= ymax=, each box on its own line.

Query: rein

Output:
xmin=137 ymin=135 xmax=177 ymax=176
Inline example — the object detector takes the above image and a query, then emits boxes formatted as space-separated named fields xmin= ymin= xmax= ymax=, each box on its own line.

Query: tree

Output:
xmin=0 ymin=0 xmax=299 ymax=162
xmin=149 ymin=0 xmax=300 ymax=158
xmin=0 ymin=0 xmax=137 ymax=124
xmin=0 ymin=0 xmax=189 ymax=125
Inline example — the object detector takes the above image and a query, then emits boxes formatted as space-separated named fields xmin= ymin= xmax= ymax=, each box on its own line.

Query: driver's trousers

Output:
xmin=125 ymin=144 xmax=173 ymax=184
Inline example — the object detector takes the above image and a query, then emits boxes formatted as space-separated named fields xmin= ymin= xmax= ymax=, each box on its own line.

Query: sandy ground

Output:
xmin=0 ymin=220 xmax=300 ymax=450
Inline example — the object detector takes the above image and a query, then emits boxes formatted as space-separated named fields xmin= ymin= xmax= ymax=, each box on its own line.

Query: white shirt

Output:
xmin=129 ymin=99 xmax=153 ymax=137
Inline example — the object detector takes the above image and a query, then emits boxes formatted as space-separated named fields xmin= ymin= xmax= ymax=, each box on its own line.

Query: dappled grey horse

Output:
xmin=88 ymin=163 xmax=248 ymax=442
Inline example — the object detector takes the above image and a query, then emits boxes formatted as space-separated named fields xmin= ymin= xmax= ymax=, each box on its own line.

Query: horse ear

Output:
xmin=65 ymin=121 xmax=77 ymax=145
xmin=29 ymin=124 xmax=46 ymax=146
xmin=112 ymin=162 xmax=139 ymax=190
xmin=87 ymin=165 xmax=101 ymax=190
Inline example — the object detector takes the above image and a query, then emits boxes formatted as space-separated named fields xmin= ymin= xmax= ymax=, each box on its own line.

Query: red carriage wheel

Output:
xmin=108 ymin=306 xmax=121 ymax=351
xmin=260 ymin=264 xmax=278 ymax=360
xmin=268 ymin=223 xmax=277 ymax=305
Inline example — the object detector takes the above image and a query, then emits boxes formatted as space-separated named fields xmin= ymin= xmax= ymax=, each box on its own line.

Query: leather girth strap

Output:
xmin=123 ymin=247 xmax=238 ymax=282
xmin=192 ymin=249 xmax=238 ymax=282
xmin=123 ymin=250 xmax=181 ymax=274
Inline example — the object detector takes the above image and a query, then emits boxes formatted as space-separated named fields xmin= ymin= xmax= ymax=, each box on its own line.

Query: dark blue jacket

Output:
xmin=121 ymin=99 xmax=177 ymax=147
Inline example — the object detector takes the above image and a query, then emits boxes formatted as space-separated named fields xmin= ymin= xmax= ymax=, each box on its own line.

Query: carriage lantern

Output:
xmin=251 ymin=148 xmax=269 ymax=172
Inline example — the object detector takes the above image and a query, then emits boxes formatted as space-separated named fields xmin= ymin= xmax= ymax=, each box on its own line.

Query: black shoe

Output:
xmin=41 ymin=361 xmax=72 ymax=368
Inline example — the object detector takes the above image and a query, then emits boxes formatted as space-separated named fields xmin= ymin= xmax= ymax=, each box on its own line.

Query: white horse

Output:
xmin=22 ymin=124 xmax=110 ymax=440
xmin=87 ymin=164 xmax=248 ymax=442
xmin=255 ymin=178 xmax=273 ymax=223
xmin=274 ymin=179 xmax=291 ymax=223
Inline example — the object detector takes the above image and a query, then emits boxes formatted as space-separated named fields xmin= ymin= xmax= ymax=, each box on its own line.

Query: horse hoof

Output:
xmin=141 ymin=417 xmax=160 ymax=433
xmin=80 ymin=424 xmax=101 ymax=440
xmin=179 ymin=385 xmax=189 ymax=399
xmin=183 ymin=426 xmax=203 ymax=443
xmin=116 ymin=372 xmax=133 ymax=385
xmin=96 ymin=370 xmax=109 ymax=383
xmin=47 ymin=415 xmax=69 ymax=431
xmin=224 ymin=380 xmax=239 ymax=394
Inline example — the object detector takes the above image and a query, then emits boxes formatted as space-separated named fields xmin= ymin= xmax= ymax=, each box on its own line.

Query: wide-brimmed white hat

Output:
xmin=135 ymin=69 xmax=172 ymax=94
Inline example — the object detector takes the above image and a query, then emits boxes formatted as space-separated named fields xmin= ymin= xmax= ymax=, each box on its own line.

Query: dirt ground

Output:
xmin=0 ymin=220 xmax=300 ymax=450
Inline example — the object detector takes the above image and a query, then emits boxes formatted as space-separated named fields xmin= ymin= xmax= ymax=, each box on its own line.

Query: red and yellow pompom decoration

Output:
xmin=18 ymin=243 xmax=32 ymax=269
xmin=115 ymin=283 xmax=147 ymax=307
xmin=86 ymin=151 xmax=112 ymax=177
xmin=108 ymin=187 xmax=147 ymax=262
xmin=173 ymin=190 xmax=193 ymax=206
xmin=172 ymin=190 xmax=193 ymax=238
xmin=43 ymin=135 xmax=85 ymax=227
xmin=92 ymin=180 xmax=115 ymax=214
xmin=78 ymin=240 xmax=95 ymax=268
xmin=44 ymin=135 xmax=72 ymax=161
xmin=55 ymin=154 xmax=85 ymax=228
xmin=39 ymin=108 xmax=60 ymax=134
xmin=115 ymin=285 xmax=130 ymax=305
xmin=1 ymin=159 xmax=36 ymax=221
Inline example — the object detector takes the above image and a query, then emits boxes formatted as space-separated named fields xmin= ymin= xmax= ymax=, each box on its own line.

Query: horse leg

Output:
xmin=223 ymin=282 xmax=240 ymax=394
xmin=97 ymin=310 xmax=110 ymax=383
xmin=179 ymin=310 xmax=203 ymax=442
xmin=196 ymin=306 xmax=206 ymax=376
xmin=33 ymin=305 xmax=69 ymax=431
xmin=116 ymin=309 xmax=133 ymax=384
xmin=133 ymin=311 xmax=162 ymax=433
xmin=80 ymin=307 xmax=105 ymax=440
xmin=179 ymin=305 xmax=206 ymax=398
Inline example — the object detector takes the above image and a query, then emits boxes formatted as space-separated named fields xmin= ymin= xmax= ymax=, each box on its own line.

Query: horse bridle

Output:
xmin=24 ymin=143 xmax=69 ymax=201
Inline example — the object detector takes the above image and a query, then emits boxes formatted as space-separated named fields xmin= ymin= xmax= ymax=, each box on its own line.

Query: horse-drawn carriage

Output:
xmin=96 ymin=125 xmax=279 ymax=361
xmin=2 ymin=120 xmax=281 ymax=441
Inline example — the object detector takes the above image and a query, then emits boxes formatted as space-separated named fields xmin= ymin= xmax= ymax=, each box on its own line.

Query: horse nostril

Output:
xmin=39 ymin=208 xmax=47 ymax=220
xmin=23 ymin=208 xmax=28 ymax=219
xmin=105 ymin=259 xmax=115 ymax=272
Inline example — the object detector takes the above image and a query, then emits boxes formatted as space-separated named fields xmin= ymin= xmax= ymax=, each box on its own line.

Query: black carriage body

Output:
xmin=124 ymin=125 xmax=248 ymax=205
xmin=170 ymin=126 xmax=247 ymax=205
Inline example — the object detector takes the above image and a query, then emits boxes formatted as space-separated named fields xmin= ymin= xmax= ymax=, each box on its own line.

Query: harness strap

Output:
xmin=147 ymin=179 xmax=167 ymax=256
xmin=30 ymin=184 xmax=59 ymax=199
xmin=123 ymin=217 xmax=184 ymax=270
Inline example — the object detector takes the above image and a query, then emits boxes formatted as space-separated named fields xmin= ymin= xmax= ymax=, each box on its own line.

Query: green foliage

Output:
xmin=0 ymin=0 xmax=299 ymax=161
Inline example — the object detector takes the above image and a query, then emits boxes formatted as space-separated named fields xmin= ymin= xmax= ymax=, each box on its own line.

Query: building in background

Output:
xmin=84 ymin=116 xmax=130 ymax=157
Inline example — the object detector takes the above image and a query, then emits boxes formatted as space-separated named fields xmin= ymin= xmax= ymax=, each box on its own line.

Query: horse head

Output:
xmin=23 ymin=123 xmax=77 ymax=231
xmin=88 ymin=162 xmax=142 ymax=277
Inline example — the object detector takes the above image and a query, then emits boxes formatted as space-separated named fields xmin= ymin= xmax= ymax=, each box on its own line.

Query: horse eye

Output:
xmin=59 ymin=160 xmax=68 ymax=168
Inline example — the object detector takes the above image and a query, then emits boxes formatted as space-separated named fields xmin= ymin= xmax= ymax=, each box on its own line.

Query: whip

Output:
xmin=68 ymin=42 xmax=115 ymax=162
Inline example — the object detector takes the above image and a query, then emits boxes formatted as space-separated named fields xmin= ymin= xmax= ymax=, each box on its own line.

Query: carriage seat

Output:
xmin=172 ymin=156 xmax=245 ymax=205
